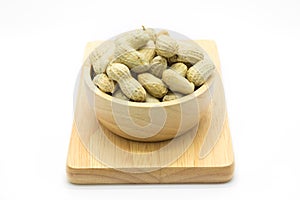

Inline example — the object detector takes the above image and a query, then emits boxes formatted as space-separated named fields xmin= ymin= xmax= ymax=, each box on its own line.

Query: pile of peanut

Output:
xmin=90 ymin=27 xmax=215 ymax=102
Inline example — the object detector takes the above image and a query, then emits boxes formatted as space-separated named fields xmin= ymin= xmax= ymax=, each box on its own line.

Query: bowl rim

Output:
xmin=83 ymin=60 xmax=215 ymax=108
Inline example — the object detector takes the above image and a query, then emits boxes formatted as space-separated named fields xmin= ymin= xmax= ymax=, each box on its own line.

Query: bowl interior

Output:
xmin=85 ymin=61 xmax=214 ymax=108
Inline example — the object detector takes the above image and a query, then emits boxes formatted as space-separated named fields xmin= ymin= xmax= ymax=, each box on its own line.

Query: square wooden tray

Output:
xmin=66 ymin=40 xmax=234 ymax=184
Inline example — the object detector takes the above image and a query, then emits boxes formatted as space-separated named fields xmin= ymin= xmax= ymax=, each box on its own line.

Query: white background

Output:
xmin=0 ymin=0 xmax=300 ymax=199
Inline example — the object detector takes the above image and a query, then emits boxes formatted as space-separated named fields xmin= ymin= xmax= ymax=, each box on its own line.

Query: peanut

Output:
xmin=148 ymin=56 xmax=168 ymax=78
xmin=142 ymin=27 xmax=157 ymax=42
xmin=187 ymin=58 xmax=215 ymax=86
xmin=137 ymin=73 xmax=168 ymax=98
xmin=138 ymin=40 xmax=156 ymax=63
xmin=106 ymin=63 xmax=146 ymax=102
xmin=155 ymin=35 xmax=178 ymax=58
xmin=92 ymin=51 xmax=114 ymax=74
xmin=146 ymin=93 xmax=160 ymax=103
xmin=162 ymin=69 xmax=194 ymax=94
xmin=115 ymin=28 xmax=151 ymax=50
xmin=162 ymin=91 xmax=183 ymax=102
xmin=170 ymin=41 xmax=204 ymax=64
xmin=93 ymin=73 xmax=116 ymax=93
xmin=113 ymin=28 xmax=152 ymax=74
xmin=130 ymin=62 xmax=151 ymax=73
xmin=90 ymin=40 xmax=115 ymax=74
xmin=169 ymin=63 xmax=188 ymax=77
xmin=89 ymin=40 xmax=114 ymax=65
xmin=114 ymin=44 xmax=149 ymax=73
xmin=113 ymin=88 xmax=129 ymax=100
xmin=125 ymin=40 xmax=156 ymax=73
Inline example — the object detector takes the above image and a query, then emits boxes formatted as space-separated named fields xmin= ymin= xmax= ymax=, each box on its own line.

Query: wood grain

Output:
xmin=66 ymin=40 xmax=234 ymax=184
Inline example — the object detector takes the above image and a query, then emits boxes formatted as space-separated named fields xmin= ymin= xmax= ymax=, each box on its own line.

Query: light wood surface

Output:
xmin=66 ymin=40 xmax=234 ymax=184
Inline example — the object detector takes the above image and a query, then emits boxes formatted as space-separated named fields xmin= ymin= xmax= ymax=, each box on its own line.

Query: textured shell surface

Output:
xmin=115 ymin=29 xmax=151 ymax=50
xmin=169 ymin=63 xmax=188 ymax=77
xmin=162 ymin=69 xmax=194 ymax=95
xmin=138 ymin=73 xmax=168 ymax=98
xmin=149 ymin=56 xmax=168 ymax=78
xmin=93 ymin=73 xmax=115 ymax=93
xmin=174 ymin=40 xmax=204 ymax=64
xmin=155 ymin=35 xmax=178 ymax=58
xmin=187 ymin=58 xmax=215 ymax=86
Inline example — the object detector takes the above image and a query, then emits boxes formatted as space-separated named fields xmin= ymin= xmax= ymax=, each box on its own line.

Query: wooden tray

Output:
xmin=66 ymin=40 xmax=234 ymax=184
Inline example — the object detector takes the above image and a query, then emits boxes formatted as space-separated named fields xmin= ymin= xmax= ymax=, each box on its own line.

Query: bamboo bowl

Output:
xmin=83 ymin=59 xmax=215 ymax=142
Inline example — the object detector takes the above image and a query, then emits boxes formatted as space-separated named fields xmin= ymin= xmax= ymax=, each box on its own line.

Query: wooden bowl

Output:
xmin=83 ymin=60 xmax=215 ymax=142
